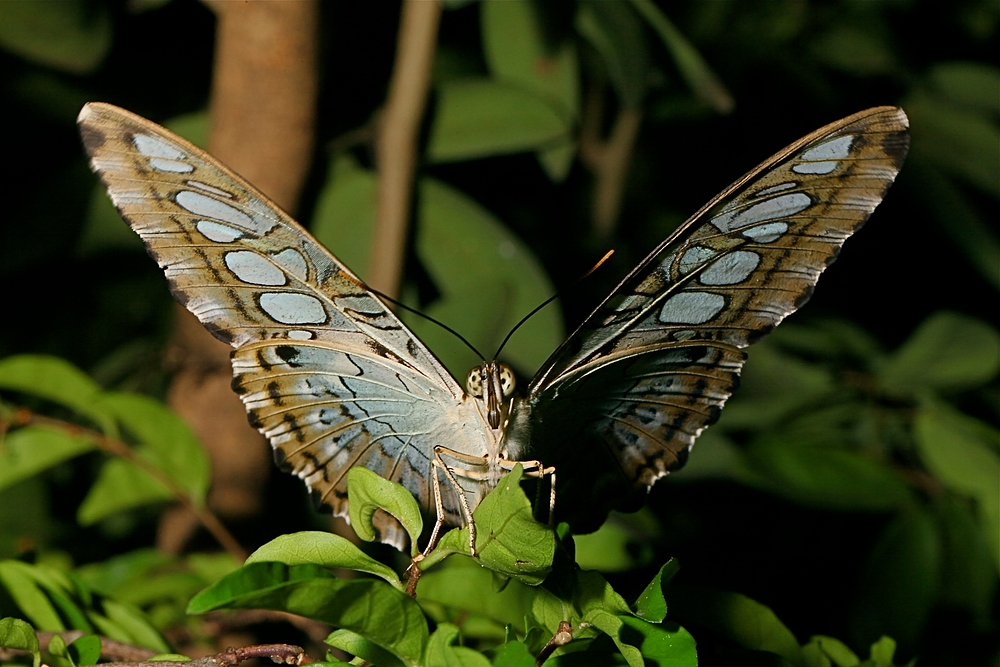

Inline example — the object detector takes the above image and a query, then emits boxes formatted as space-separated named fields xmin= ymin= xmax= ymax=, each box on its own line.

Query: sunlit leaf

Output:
xmin=434 ymin=466 xmax=555 ymax=585
xmin=632 ymin=559 xmax=679 ymax=623
xmin=246 ymin=531 xmax=402 ymax=589
xmin=77 ymin=459 xmax=173 ymax=526
xmin=0 ymin=561 xmax=64 ymax=631
xmin=188 ymin=562 xmax=427 ymax=667
xmin=325 ymin=629 xmax=403 ymax=667
xmin=0 ymin=356 xmax=116 ymax=435
xmin=67 ymin=634 xmax=101 ymax=667
xmin=424 ymin=623 xmax=491 ymax=667
xmin=0 ymin=617 xmax=41 ymax=667
xmin=414 ymin=557 xmax=535 ymax=629
xmin=347 ymin=468 xmax=423 ymax=557
xmin=99 ymin=392 xmax=210 ymax=507
xmin=0 ymin=426 xmax=95 ymax=491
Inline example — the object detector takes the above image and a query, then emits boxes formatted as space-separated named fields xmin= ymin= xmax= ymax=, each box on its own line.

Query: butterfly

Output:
xmin=79 ymin=103 xmax=909 ymax=552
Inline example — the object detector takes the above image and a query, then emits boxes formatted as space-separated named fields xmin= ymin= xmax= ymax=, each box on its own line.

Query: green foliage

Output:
xmin=0 ymin=1 xmax=996 ymax=665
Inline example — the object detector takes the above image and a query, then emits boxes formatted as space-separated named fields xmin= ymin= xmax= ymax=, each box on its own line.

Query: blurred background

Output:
xmin=0 ymin=1 xmax=996 ymax=665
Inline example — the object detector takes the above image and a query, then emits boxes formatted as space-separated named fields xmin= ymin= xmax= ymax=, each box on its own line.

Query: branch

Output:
xmin=370 ymin=0 xmax=443 ymax=298
xmin=9 ymin=409 xmax=247 ymax=562
xmin=579 ymin=83 xmax=643 ymax=240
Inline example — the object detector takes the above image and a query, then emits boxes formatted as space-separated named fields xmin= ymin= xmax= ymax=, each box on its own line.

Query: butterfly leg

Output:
xmin=500 ymin=458 xmax=557 ymax=525
xmin=431 ymin=446 xmax=480 ymax=556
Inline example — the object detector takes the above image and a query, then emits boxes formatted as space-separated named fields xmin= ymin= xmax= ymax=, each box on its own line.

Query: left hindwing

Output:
xmin=512 ymin=107 xmax=909 ymax=531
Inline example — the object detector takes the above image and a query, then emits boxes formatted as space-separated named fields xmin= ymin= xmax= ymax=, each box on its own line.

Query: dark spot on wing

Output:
xmin=276 ymin=345 xmax=301 ymax=367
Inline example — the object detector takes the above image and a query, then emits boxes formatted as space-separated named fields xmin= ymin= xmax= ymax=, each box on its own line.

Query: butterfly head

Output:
xmin=466 ymin=361 xmax=516 ymax=430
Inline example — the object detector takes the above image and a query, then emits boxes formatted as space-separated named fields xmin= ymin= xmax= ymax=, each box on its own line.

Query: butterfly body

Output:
xmin=79 ymin=103 xmax=908 ymax=549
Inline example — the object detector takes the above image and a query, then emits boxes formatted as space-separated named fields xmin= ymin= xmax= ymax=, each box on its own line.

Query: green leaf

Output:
xmin=849 ymin=509 xmax=941 ymax=651
xmin=77 ymin=458 xmax=174 ymax=526
xmin=67 ymin=635 xmax=101 ymax=667
xmin=0 ymin=356 xmax=116 ymax=434
xmin=573 ymin=514 xmax=654 ymax=573
xmin=480 ymin=0 xmax=579 ymax=181
xmin=0 ymin=561 xmax=64 ymax=631
xmin=742 ymin=439 xmax=915 ymax=511
xmin=927 ymin=62 xmax=999 ymax=114
xmin=492 ymin=640 xmax=534 ymax=667
xmin=415 ymin=557 xmax=536 ymax=629
xmin=481 ymin=1 xmax=579 ymax=121
xmin=188 ymin=562 xmax=427 ymax=667
xmin=669 ymin=587 xmax=802 ymax=664
xmin=934 ymin=495 xmax=997 ymax=622
xmin=618 ymin=617 xmax=698 ymax=667
xmin=97 ymin=599 xmax=168 ymax=652
xmin=0 ymin=617 xmax=41 ymax=667
xmin=575 ymin=1 xmax=650 ymax=109
xmin=0 ymin=0 xmax=111 ymax=74
xmin=246 ymin=531 xmax=402 ymax=589
xmin=901 ymin=157 xmax=1000 ymax=290
xmin=574 ymin=571 xmax=641 ymax=667
xmin=47 ymin=633 xmax=72 ymax=667
xmin=904 ymin=82 xmax=1000 ymax=197
xmin=810 ymin=24 xmax=898 ymax=76
xmin=866 ymin=636 xmax=896 ymax=667
xmin=803 ymin=636 xmax=859 ymax=667
xmin=423 ymin=623 xmax=491 ymax=667
xmin=428 ymin=79 xmax=570 ymax=163
xmin=715 ymin=342 xmax=834 ymax=430
xmin=99 ymin=392 xmax=210 ymax=506
xmin=413 ymin=178 xmax=563 ymax=378
xmin=627 ymin=0 xmax=733 ymax=113
xmin=632 ymin=559 xmax=679 ymax=623
xmin=326 ymin=629 xmax=404 ymax=667
xmin=309 ymin=162 xmax=564 ymax=380
xmin=348 ymin=468 xmax=423 ymax=557
xmin=879 ymin=312 xmax=1000 ymax=394
xmin=0 ymin=426 xmax=96 ymax=491
xmin=435 ymin=466 xmax=555 ymax=585
xmin=310 ymin=154 xmax=377 ymax=280
xmin=915 ymin=401 xmax=1000 ymax=571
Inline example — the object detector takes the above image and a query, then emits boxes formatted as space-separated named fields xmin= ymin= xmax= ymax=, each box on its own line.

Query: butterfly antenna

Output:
xmin=493 ymin=250 xmax=615 ymax=359
xmin=369 ymin=288 xmax=486 ymax=362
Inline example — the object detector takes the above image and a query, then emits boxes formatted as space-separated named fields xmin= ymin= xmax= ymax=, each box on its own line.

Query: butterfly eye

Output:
xmin=499 ymin=365 xmax=516 ymax=398
xmin=466 ymin=368 xmax=483 ymax=398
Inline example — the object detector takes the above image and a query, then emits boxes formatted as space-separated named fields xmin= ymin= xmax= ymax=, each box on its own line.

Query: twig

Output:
xmin=370 ymin=0 xmax=443 ymax=298
xmin=579 ymin=83 xmax=643 ymax=240
xmin=535 ymin=621 xmax=573 ymax=666
xmin=8 ymin=410 xmax=247 ymax=561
